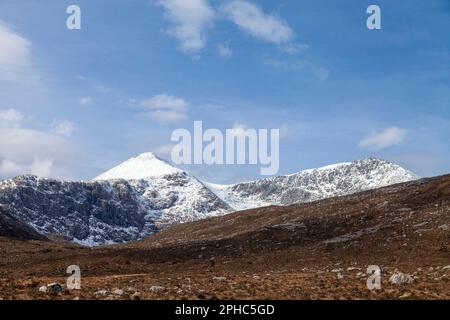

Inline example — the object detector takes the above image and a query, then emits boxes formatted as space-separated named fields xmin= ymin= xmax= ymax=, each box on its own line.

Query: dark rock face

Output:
xmin=0 ymin=176 xmax=155 ymax=245
xmin=0 ymin=173 xmax=231 ymax=246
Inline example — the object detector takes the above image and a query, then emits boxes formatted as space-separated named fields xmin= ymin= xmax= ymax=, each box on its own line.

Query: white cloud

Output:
xmin=222 ymin=0 xmax=294 ymax=45
xmin=0 ymin=22 xmax=36 ymax=84
xmin=0 ymin=159 xmax=22 ymax=177
xmin=0 ymin=109 xmax=87 ymax=179
xmin=0 ymin=108 xmax=24 ymax=128
xmin=0 ymin=127 xmax=73 ymax=179
xmin=359 ymin=127 xmax=409 ymax=151
xmin=218 ymin=42 xmax=233 ymax=59
xmin=29 ymin=158 xmax=54 ymax=177
xmin=0 ymin=109 xmax=79 ymax=179
xmin=52 ymin=120 xmax=75 ymax=137
xmin=156 ymin=0 xmax=215 ymax=53
xmin=79 ymin=96 xmax=93 ymax=105
xmin=0 ymin=157 xmax=54 ymax=178
xmin=140 ymin=94 xmax=189 ymax=123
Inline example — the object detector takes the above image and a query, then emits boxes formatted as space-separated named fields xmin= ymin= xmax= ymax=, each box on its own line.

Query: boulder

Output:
xmin=389 ymin=272 xmax=414 ymax=285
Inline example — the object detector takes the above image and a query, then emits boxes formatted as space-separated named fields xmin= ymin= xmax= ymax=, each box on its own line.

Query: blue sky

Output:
xmin=0 ymin=0 xmax=449 ymax=183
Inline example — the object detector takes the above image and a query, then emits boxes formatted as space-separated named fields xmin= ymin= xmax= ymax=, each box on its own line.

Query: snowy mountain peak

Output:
xmin=94 ymin=152 xmax=183 ymax=181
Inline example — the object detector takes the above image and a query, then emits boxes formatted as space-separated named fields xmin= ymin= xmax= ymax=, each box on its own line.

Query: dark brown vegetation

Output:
xmin=0 ymin=175 xmax=449 ymax=300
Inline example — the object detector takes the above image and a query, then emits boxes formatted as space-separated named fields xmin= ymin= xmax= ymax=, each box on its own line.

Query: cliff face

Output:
xmin=0 ymin=172 xmax=230 ymax=246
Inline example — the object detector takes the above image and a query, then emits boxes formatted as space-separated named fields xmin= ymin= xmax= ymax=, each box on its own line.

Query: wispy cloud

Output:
xmin=359 ymin=127 xmax=409 ymax=151
xmin=52 ymin=120 xmax=75 ymax=137
xmin=264 ymin=58 xmax=330 ymax=81
xmin=155 ymin=0 xmax=215 ymax=53
xmin=0 ymin=108 xmax=24 ymax=128
xmin=0 ymin=21 xmax=38 ymax=85
xmin=221 ymin=0 xmax=293 ymax=45
xmin=140 ymin=94 xmax=189 ymax=123
xmin=282 ymin=43 xmax=309 ymax=55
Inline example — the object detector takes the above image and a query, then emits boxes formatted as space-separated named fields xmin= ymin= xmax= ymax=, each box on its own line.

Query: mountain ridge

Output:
xmin=0 ymin=154 xmax=419 ymax=245
xmin=206 ymin=157 xmax=419 ymax=210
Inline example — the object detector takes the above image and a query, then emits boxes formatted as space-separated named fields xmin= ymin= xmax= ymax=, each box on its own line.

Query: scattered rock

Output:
xmin=94 ymin=290 xmax=109 ymax=297
xmin=38 ymin=286 xmax=47 ymax=293
xmin=112 ymin=289 xmax=124 ymax=296
xmin=212 ymin=276 xmax=227 ymax=281
xmin=337 ymin=273 xmax=344 ymax=280
xmin=442 ymin=265 xmax=450 ymax=270
xmin=47 ymin=283 xmax=63 ymax=294
xmin=149 ymin=286 xmax=165 ymax=293
xmin=73 ymin=297 xmax=80 ymax=300
xmin=399 ymin=292 xmax=412 ymax=299
xmin=389 ymin=272 xmax=414 ymax=285
xmin=130 ymin=292 xmax=141 ymax=300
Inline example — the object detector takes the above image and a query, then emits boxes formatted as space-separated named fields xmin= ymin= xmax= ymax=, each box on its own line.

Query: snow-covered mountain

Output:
xmin=206 ymin=158 xmax=419 ymax=210
xmin=0 ymin=153 xmax=419 ymax=246
xmin=0 ymin=154 xmax=231 ymax=245
xmin=93 ymin=153 xmax=232 ymax=226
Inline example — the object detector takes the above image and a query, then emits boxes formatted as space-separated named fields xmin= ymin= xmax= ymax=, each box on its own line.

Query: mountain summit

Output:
xmin=94 ymin=152 xmax=183 ymax=180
